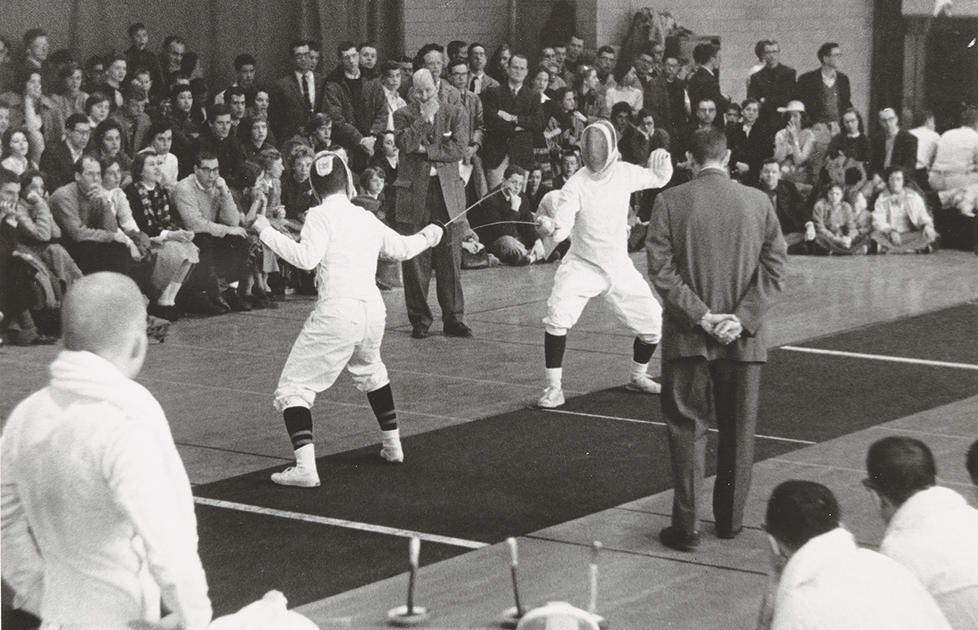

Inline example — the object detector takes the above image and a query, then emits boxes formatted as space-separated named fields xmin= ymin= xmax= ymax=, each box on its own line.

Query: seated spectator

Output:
xmin=550 ymin=86 xmax=586 ymax=153
xmin=726 ymin=98 xmax=768 ymax=186
xmin=909 ymin=109 xmax=940 ymax=190
xmin=605 ymin=66 xmax=644 ymax=117
xmin=620 ymin=109 xmax=670 ymax=165
xmin=524 ymin=163 xmax=551 ymax=215
xmin=0 ymin=69 xmax=63 ymax=163
xmin=871 ymin=166 xmax=938 ymax=253
xmin=40 ymin=113 xmax=89 ymax=190
xmin=756 ymin=480 xmax=951 ymax=630
xmin=194 ymin=104 xmax=245 ymax=192
xmin=468 ymin=165 xmax=543 ymax=266
xmin=224 ymin=86 xmax=249 ymax=135
xmin=773 ymin=101 xmax=817 ymax=187
xmin=282 ymin=113 xmax=333 ymax=163
xmin=82 ymin=54 xmax=105 ymax=95
xmin=167 ymin=84 xmax=200 ymax=177
xmin=929 ymin=106 xmax=978 ymax=211
xmin=172 ymin=150 xmax=251 ymax=313
xmin=812 ymin=182 xmax=868 ymax=255
xmin=144 ymin=118 xmax=180 ymax=191
xmin=239 ymin=148 xmax=284 ymax=308
xmin=124 ymin=23 xmax=161 ymax=98
xmin=863 ymin=436 xmax=978 ymax=629
xmin=100 ymin=155 xmax=151 ymax=264
xmin=675 ymin=98 xmax=720 ymax=165
xmin=14 ymin=169 xmax=82 ymax=298
xmin=757 ymin=158 xmax=817 ymax=254
xmin=843 ymin=165 xmax=874 ymax=240
xmin=110 ymin=80 xmax=152 ymax=156
xmin=213 ymin=53 xmax=258 ymax=106
xmin=94 ymin=53 xmax=127 ymax=109
xmin=122 ymin=151 xmax=199 ymax=322
xmin=869 ymin=108 xmax=918 ymax=180
xmin=0 ymin=103 xmax=10 ymax=135
xmin=91 ymin=118 xmax=132 ymax=186
xmin=238 ymin=116 xmax=274 ymax=167
xmin=84 ymin=90 xmax=112 ymax=130
xmin=189 ymin=78 xmax=210 ymax=127
xmin=0 ymin=272 xmax=213 ymax=630
xmin=552 ymin=149 xmax=581 ymax=189
xmin=50 ymin=61 xmax=88 ymax=122
xmin=828 ymin=108 xmax=870 ymax=166
xmin=353 ymin=166 xmax=401 ymax=290
xmin=369 ymin=130 xmax=398 ymax=215
xmin=609 ymin=102 xmax=633 ymax=144
xmin=1 ymin=127 xmax=38 ymax=176
xmin=278 ymin=145 xmax=316 ymax=295
xmin=724 ymin=102 xmax=742 ymax=127
xmin=49 ymin=154 xmax=133 ymax=275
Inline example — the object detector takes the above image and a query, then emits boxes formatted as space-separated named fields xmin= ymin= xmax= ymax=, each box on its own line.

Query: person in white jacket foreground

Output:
xmin=1 ymin=272 xmax=212 ymax=630
xmin=252 ymin=151 xmax=443 ymax=488
xmin=534 ymin=119 xmax=673 ymax=408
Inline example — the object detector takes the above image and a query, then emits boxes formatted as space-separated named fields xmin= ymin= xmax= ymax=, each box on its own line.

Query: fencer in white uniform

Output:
xmin=252 ymin=151 xmax=443 ymax=487
xmin=535 ymin=119 xmax=673 ymax=408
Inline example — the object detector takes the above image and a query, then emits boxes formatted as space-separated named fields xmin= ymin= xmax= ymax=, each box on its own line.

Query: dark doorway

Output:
xmin=924 ymin=18 xmax=978 ymax=129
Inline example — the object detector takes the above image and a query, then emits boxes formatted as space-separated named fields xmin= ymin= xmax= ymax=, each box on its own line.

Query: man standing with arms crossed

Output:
xmin=646 ymin=127 xmax=787 ymax=551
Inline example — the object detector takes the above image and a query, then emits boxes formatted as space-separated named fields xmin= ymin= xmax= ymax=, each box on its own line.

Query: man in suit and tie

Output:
xmin=270 ymin=40 xmax=324 ymax=142
xmin=868 ymin=108 xmax=918 ymax=179
xmin=466 ymin=43 xmax=499 ymax=96
xmin=481 ymin=54 xmax=545 ymax=188
xmin=445 ymin=56 xmax=488 ymax=200
xmin=393 ymin=69 xmax=471 ymax=339
xmin=748 ymin=40 xmax=796 ymax=137
xmin=686 ymin=43 xmax=727 ymax=130
xmin=646 ymin=127 xmax=787 ymax=552
xmin=40 ymin=114 xmax=90 ymax=191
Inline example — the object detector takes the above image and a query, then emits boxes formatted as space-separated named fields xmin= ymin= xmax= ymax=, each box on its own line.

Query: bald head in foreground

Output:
xmin=2 ymin=271 xmax=212 ymax=628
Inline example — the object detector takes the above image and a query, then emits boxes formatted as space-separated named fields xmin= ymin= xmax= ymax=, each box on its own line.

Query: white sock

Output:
xmin=630 ymin=360 xmax=649 ymax=380
xmin=546 ymin=367 xmax=563 ymax=388
xmin=157 ymin=282 xmax=182 ymax=306
xmin=295 ymin=443 xmax=316 ymax=469
xmin=381 ymin=428 xmax=401 ymax=447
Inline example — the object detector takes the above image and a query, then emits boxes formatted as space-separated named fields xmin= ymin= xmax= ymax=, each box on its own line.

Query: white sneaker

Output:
xmin=271 ymin=465 xmax=321 ymax=487
xmin=380 ymin=443 xmax=404 ymax=463
xmin=537 ymin=385 xmax=565 ymax=408
xmin=626 ymin=373 xmax=662 ymax=394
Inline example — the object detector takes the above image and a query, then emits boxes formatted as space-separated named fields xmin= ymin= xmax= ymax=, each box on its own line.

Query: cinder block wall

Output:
xmin=402 ymin=0 xmax=511 ymax=58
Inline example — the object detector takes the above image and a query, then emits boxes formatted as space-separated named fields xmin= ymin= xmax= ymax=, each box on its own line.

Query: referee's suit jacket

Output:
xmin=645 ymin=166 xmax=787 ymax=534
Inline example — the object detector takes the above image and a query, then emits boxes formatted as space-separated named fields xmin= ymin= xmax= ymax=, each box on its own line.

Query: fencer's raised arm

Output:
xmin=378 ymin=218 xmax=443 ymax=261
xmin=620 ymin=148 xmax=674 ymax=193
xmin=255 ymin=207 xmax=331 ymax=271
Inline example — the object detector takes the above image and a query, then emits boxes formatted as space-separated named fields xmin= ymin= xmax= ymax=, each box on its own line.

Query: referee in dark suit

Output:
xmin=646 ymin=127 xmax=788 ymax=551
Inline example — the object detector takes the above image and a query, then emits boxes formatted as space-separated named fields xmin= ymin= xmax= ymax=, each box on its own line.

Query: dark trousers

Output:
xmin=185 ymin=233 xmax=250 ymax=296
xmin=662 ymin=357 xmax=762 ymax=534
xmin=398 ymin=178 xmax=464 ymax=329
xmin=64 ymin=241 xmax=132 ymax=276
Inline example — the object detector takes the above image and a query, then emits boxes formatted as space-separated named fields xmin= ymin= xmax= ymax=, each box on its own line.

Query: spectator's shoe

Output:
xmin=207 ymin=292 xmax=232 ymax=314
xmin=659 ymin=526 xmax=700 ymax=552
xmin=714 ymin=524 xmax=743 ymax=540
xmin=224 ymin=289 xmax=252 ymax=312
xmin=443 ymin=321 xmax=473 ymax=338
xmin=411 ymin=326 xmax=429 ymax=339
xmin=537 ymin=385 xmax=565 ymax=408
xmin=148 ymin=302 xmax=181 ymax=322
xmin=625 ymin=373 xmax=662 ymax=394
xmin=380 ymin=443 xmax=404 ymax=463
xmin=28 ymin=333 xmax=58 ymax=346
xmin=271 ymin=465 xmax=321 ymax=488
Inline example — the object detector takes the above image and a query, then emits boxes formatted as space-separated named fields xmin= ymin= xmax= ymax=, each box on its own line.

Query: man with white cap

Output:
xmin=534 ymin=118 xmax=673 ymax=408
xmin=252 ymin=151 xmax=444 ymax=487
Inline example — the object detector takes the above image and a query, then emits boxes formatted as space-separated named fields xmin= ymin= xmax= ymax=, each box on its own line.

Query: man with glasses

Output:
xmin=795 ymin=42 xmax=852 ymax=135
xmin=446 ymin=56 xmax=487 ymax=199
xmin=862 ymin=437 xmax=978 ymax=630
xmin=40 ymin=114 xmax=91 ymax=190
xmin=270 ymin=40 xmax=325 ymax=140
xmin=869 ymin=108 xmax=918 ymax=179
xmin=748 ymin=40 xmax=796 ymax=135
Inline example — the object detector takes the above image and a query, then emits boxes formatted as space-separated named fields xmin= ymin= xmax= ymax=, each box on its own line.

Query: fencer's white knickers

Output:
xmin=274 ymin=298 xmax=390 ymax=411
xmin=543 ymin=255 xmax=662 ymax=344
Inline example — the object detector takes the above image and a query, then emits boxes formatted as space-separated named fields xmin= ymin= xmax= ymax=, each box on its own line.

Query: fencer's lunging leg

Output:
xmin=368 ymin=383 xmax=403 ymax=463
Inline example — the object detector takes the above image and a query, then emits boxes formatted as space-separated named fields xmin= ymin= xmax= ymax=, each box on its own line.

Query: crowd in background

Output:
xmin=0 ymin=22 xmax=976 ymax=348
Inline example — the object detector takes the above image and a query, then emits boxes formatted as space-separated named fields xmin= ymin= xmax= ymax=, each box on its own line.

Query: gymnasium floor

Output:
xmin=3 ymin=248 xmax=978 ymax=629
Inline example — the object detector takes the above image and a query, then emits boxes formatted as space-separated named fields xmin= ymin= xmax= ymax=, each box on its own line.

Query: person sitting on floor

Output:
xmin=870 ymin=166 xmax=938 ymax=254
xmin=469 ymin=164 xmax=544 ymax=266
xmin=757 ymin=158 xmax=817 ymax=254
xmin=812 ymin=182 xmax=868 ymax=255
xmin=863 ymin=436 xmax=978 ymax=629
xmin=756 ymin=480 xmax=951 ymax=630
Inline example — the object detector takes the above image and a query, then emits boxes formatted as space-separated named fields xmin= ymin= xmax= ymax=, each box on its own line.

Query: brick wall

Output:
xmin=592 ymin=0 xmax=875 ymax=117
xmin=402 ymin=0 xmax=512 ymax=58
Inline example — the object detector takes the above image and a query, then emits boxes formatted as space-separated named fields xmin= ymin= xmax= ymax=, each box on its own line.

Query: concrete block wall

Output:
xmin=402 ymin=0 xmax=511 ymax=58
xmin=593 ymin=0 xmax=875 ymax=117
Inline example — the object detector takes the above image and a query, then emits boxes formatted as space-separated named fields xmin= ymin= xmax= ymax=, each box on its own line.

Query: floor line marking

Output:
xmin=780 ymin=346 xmax=978 ymax=371
xmin=766 ymin=458 xmax=977 ymax=489
xmin=193 ymin=497 xmax=487 ymax=549
xmin=539 ymin=408 xmax=816 ymax=445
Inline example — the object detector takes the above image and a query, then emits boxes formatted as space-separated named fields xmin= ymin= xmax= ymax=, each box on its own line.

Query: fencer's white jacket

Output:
xmin=1 ymin=350 xmax=212 ymax=629
xmin=550 ymin=123 xmax=672 ymax=270
xmin=257 ymin=193 xmax=437 ymax=303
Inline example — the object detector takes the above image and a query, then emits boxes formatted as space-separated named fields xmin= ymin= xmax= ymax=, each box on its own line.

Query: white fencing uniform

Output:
xmin=257 ymin=193 xmax=438 ymax=411
xmin=542 ymin=121 xmax=672 ymax=343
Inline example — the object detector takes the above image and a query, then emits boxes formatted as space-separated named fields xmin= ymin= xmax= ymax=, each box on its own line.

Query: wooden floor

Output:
xmin=3 ymin=249 xmax=978 ymax=628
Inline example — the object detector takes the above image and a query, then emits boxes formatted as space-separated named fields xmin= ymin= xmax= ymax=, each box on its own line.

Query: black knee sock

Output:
xmin=633 ymin=337 xmax=657 ymax=364
xmin=545 ymin=332 xmax=567 ymax=368
xmin=367 ymin=383 xmax=397 ymax=431
xmin=283 ymin=406 xmax=313 ymax=450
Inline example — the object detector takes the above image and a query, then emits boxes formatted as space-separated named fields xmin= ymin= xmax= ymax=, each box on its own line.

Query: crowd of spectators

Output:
xmin=0 ymin=24 xmax=975 ymax=346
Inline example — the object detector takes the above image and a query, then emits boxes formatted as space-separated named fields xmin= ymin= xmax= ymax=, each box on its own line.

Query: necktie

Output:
xmin=302 ymin=74 xmax=313 ymax=111
xmin=470 ymin=76 xmax=479 ymax=94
